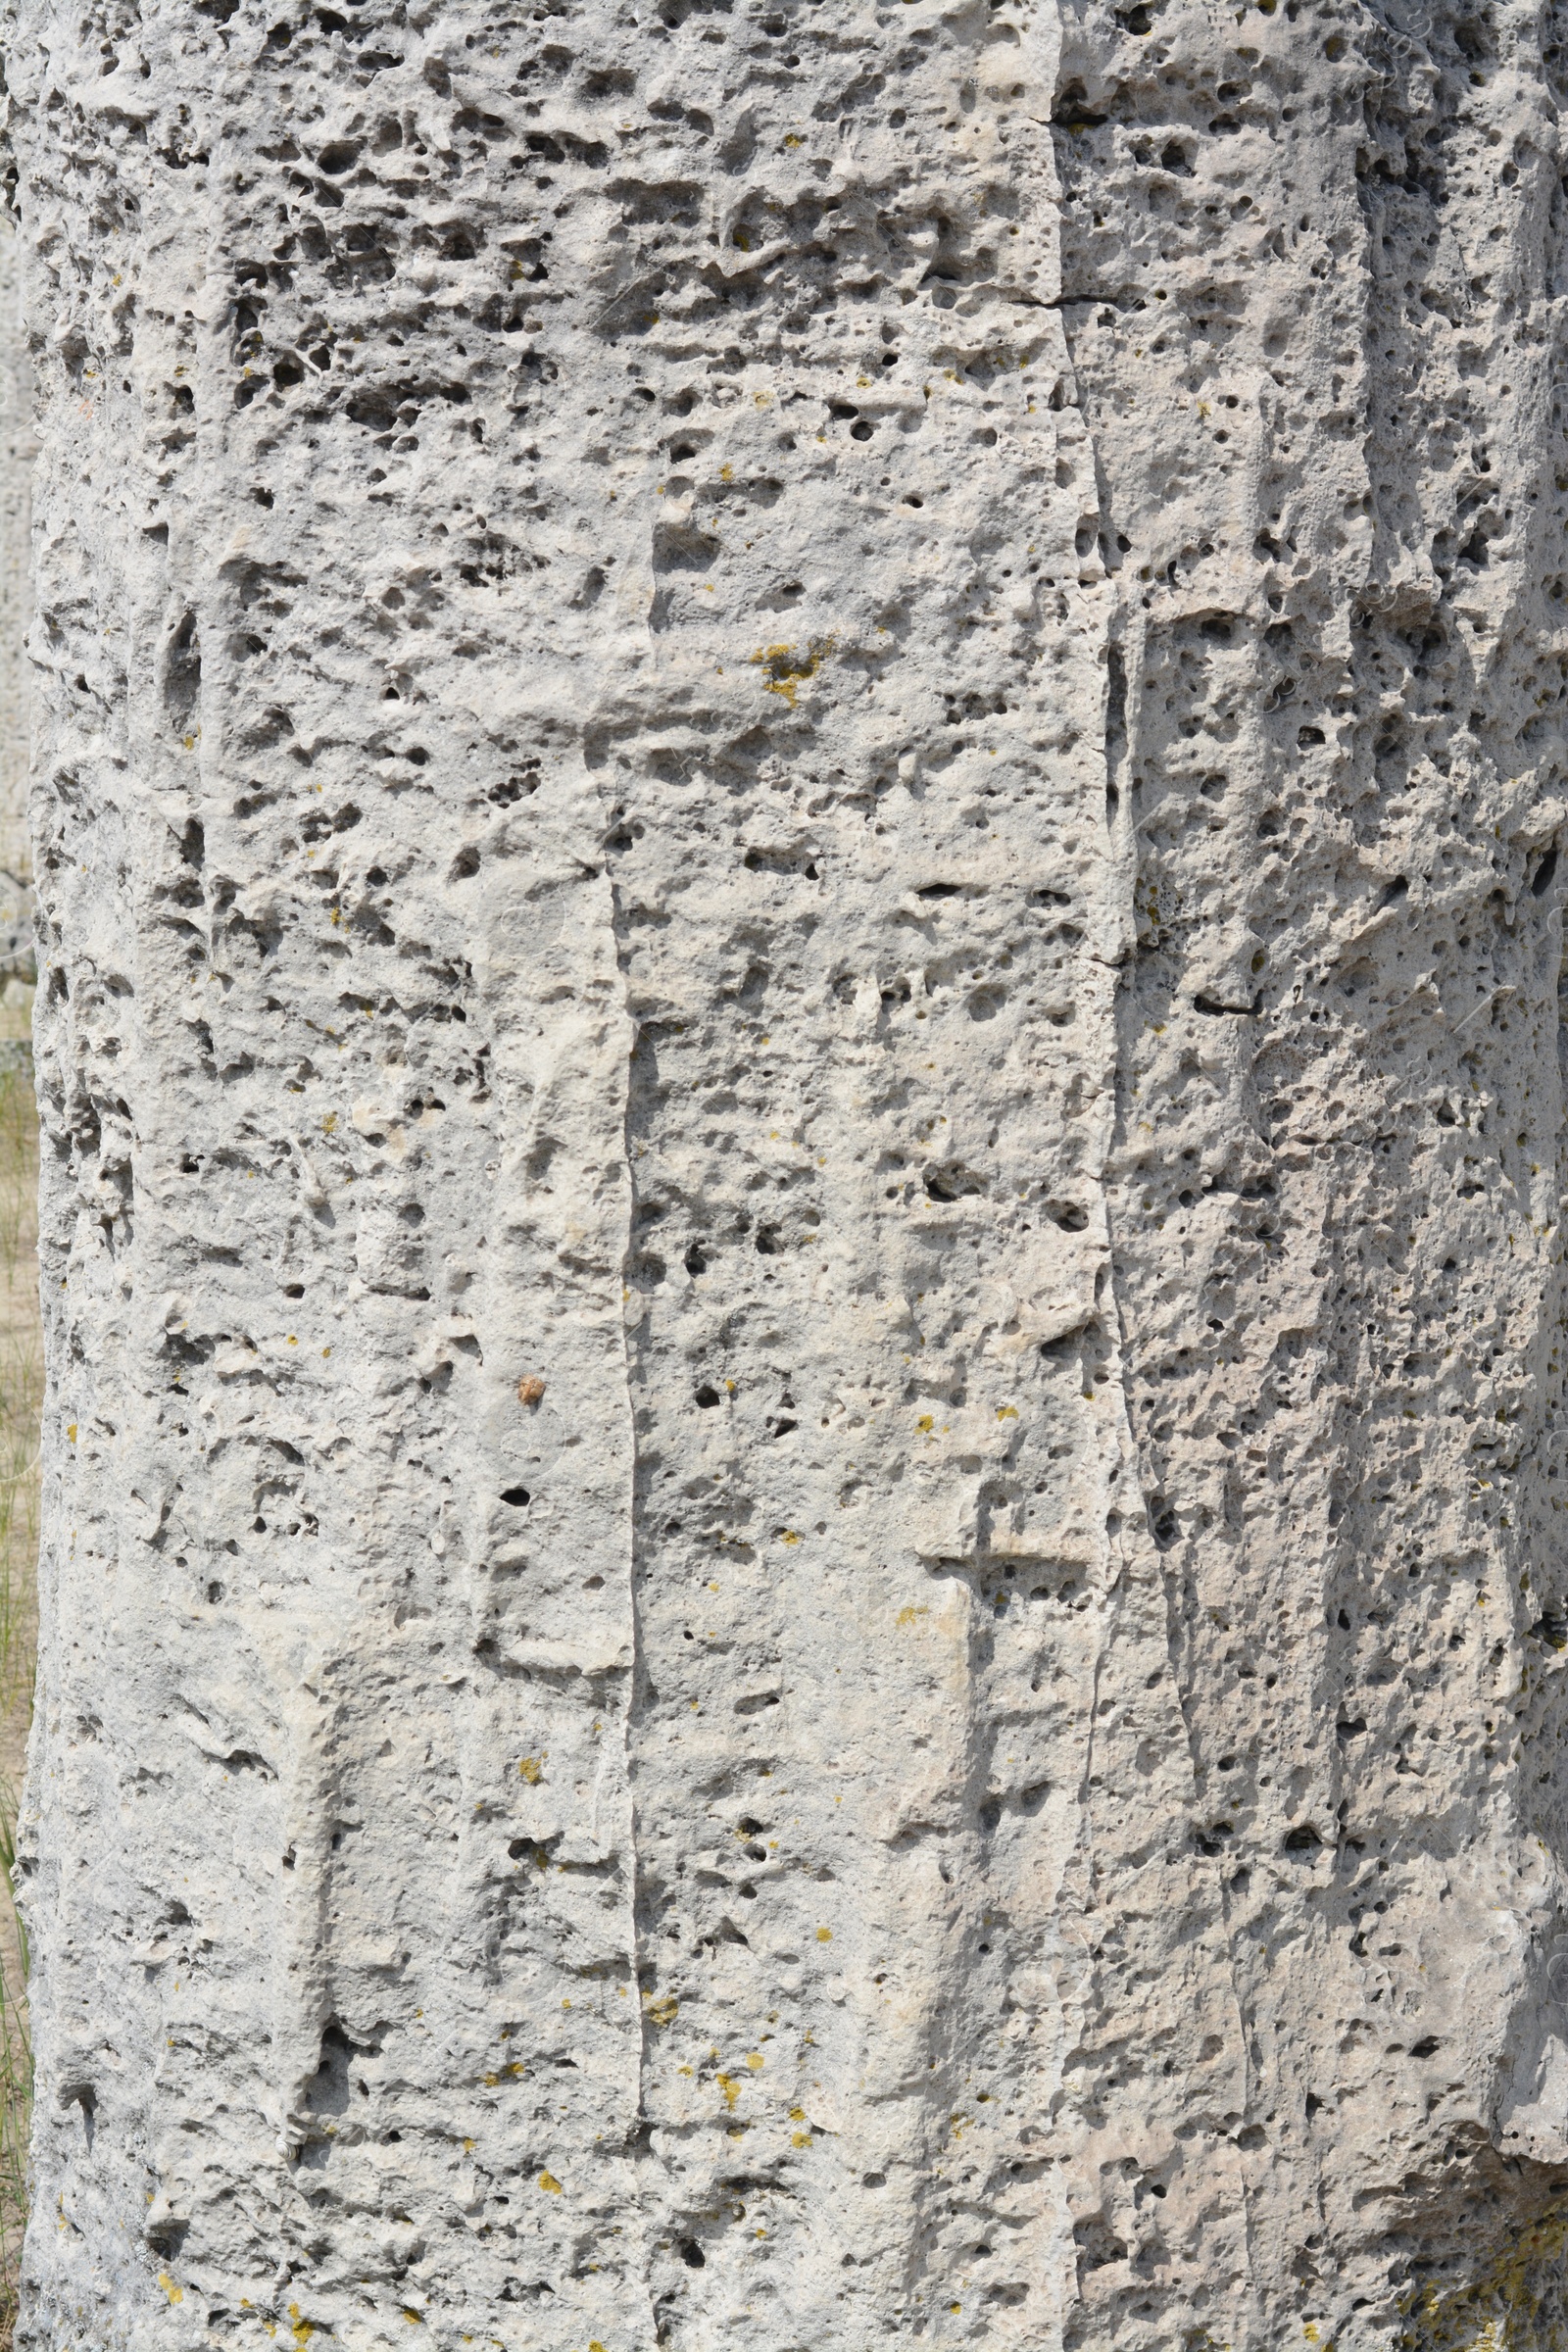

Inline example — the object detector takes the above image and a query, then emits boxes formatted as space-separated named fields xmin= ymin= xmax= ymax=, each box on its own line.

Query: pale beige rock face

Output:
xmin=7 ymin=0 xmax=1568 ymax=2346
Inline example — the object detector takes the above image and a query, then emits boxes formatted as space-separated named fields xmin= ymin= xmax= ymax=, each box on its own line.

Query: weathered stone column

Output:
xmin=7 ymin=0 xmax=1568 ymax=2344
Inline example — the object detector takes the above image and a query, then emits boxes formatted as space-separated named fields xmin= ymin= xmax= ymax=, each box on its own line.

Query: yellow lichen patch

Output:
xmin=896 ymin=1605 xmax=928 ymax=1628
xmin=288 ymin=2302 xmax=317 ymax=2344
xmin=158 ymin=2274 xmax=184 ymax=2305
xmin=716 ymin=2073 xmax=741 ymax=2109
xmin=816 ymin=1926 xmax=832 ymax=1941
xmin=539 ymin=2169 xmax=564 ymax=2194
xmin=750 ymin=636 xmax=835 ymax=708
xmin=745 ymin=2051 xmax=764 ymax=2071
xmin=1399 ymin=2201 xmax=1568 ymax=2348
xmin=644 ymin=1991 xmax=679 ymax=2028
xmin=517 ymin=1753 xmax=545 ymax=1784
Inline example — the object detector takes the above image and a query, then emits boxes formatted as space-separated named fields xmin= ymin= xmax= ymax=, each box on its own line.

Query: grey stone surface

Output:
xmin=8 ymin=0 xmax=1568 ymax=2346
xmin=0 ymin=189 xmax=33 ymax=987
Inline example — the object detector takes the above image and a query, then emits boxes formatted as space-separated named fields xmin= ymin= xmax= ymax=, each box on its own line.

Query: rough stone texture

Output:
xmin=10 ymin=0 xmax=1568 ymax=2345
xmin=0 ymin=196 xmax=33 ymax=980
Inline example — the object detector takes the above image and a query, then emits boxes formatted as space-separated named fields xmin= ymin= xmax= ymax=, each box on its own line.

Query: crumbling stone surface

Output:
xmin=9 ymin=0 xmax=1568 ymax=2343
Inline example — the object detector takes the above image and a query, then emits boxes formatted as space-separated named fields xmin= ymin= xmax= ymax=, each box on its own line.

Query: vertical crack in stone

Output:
xmin=465 ymin=789 xmax=645 ymax=2331
xmin=613 ymin=916 xmax=669 ymax=2298
xmin=1031 ymin=26 xmax=1269 ymax=2330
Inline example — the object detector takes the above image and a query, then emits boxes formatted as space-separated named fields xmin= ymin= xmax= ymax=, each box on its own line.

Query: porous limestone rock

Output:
xmin=8 ymin=0 xmax=1568 ymax=2345
xmin=0 ymin=195 xmax=33 ymax=981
